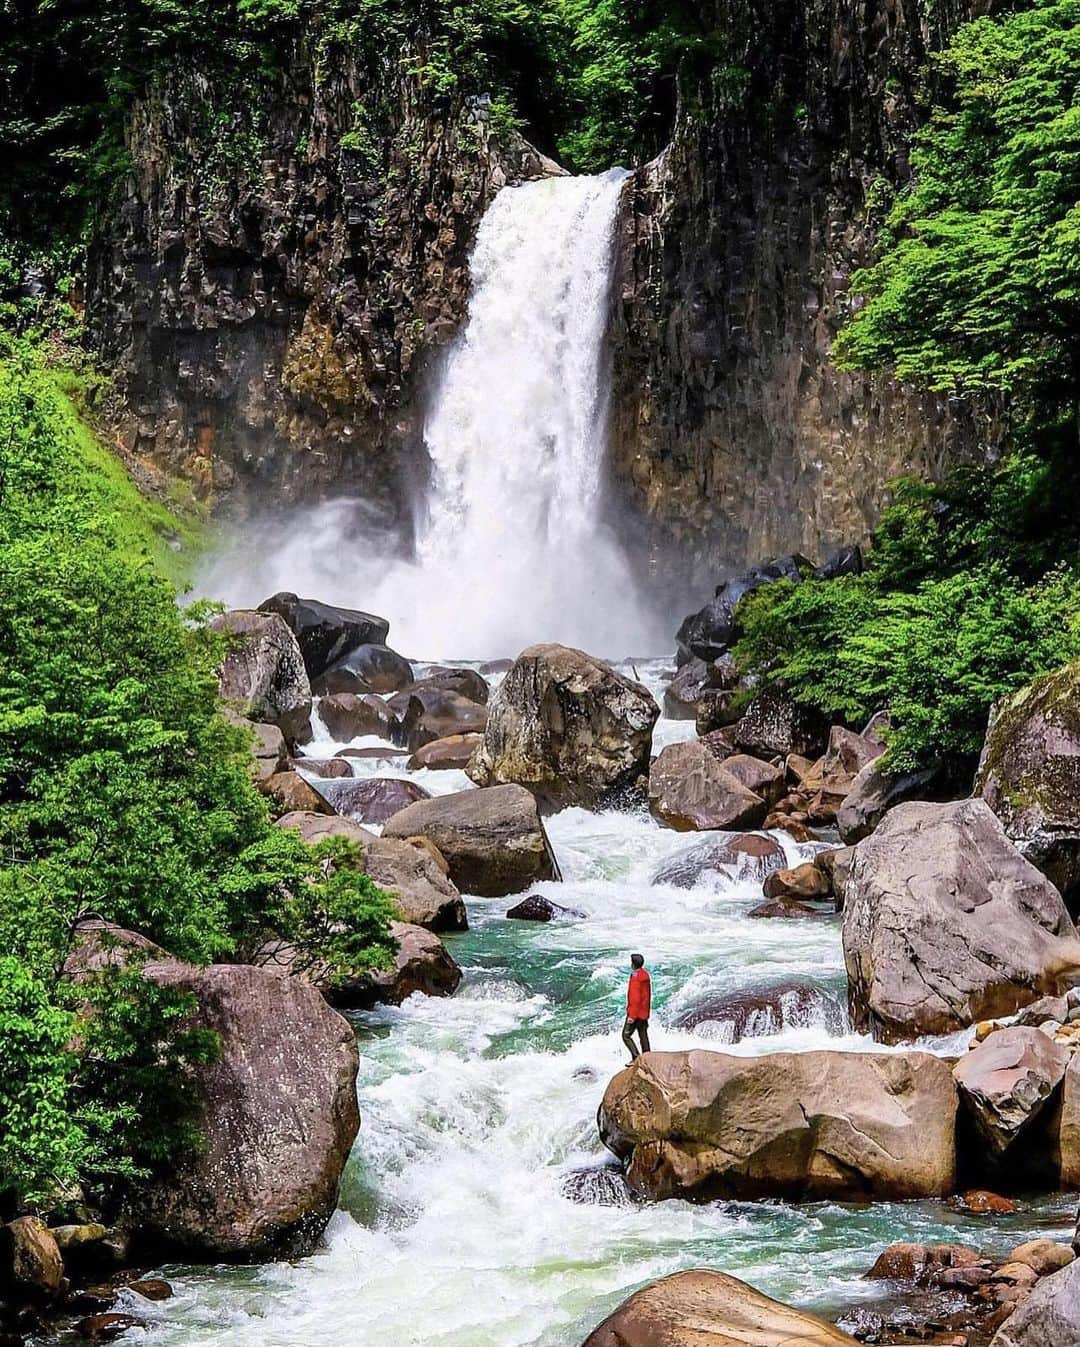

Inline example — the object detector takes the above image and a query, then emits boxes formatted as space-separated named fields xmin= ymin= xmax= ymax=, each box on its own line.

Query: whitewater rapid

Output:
xmin=126 ymin=662 xmax=1072 ymax=1347
xmin=200 ymin=171 xmax=663 ymax=659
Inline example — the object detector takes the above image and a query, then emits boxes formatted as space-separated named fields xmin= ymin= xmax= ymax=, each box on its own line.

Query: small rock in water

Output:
xmin=506 ymin=895 xmax=585 ymax=922
xmin=572 ymin=1065 xmax=597 ymax=1083
xmin=126 ymin=1279 xmax=173 ymax=1302
xmin=559 ymin=1166 xmax=635 ymax=1207
xmin=947 ymin=1189 xmax=1019 ymax=1215
xmin=748 ymin=897 xmax=819 ymax=918
xmin=76 ymin=1314 xmax=147 ymax=1343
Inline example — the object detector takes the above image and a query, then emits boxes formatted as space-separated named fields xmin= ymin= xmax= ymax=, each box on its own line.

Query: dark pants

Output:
xmin=622 ymin=1017 xmax=651 ymax=1060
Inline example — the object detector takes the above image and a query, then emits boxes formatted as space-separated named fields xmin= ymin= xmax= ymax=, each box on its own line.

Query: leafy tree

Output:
xmin=836 ymin=0 xmax=1080 ymax=436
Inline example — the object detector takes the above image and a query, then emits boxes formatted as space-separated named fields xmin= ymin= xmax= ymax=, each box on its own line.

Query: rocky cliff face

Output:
xmin=608 ymin=0 xmax=1001 ymax=580
xmin=88 ymin=39 xmax=556 ymax=527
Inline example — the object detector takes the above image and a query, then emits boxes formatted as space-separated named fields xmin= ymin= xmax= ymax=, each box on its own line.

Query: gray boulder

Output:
xmin=275 ymin=812 xmax=466 ymax=931
xmin=330 ymin=921 xmax=461 ymax=1007
xmin=953 ymin=1027 xmax=1071 ymax=1154
xmin=734 ymin=685 xmax=830 ymax=759
xmin=467 ymin=644 xmax=658 ymax=809
xmin=976 ymin=662 xmax=1080 ymax=911
xmin=382 ymin=784 xmax=559 ymax=897
xmin=317 ymin=692 xmax=397 ymax=742
xmin=315 ymin=776 xmax=430 ymax=825
xmin=124 ymin=961 xmax=359 ymax=1261
xmin=843 ymin=800 xmax=1080 ymax=1042
xmin=211 ymin=610 xmax=312 ymax=742
xmin=836 ymin=759 xmax=938 ymax=844
xmin=313 ymin=642 xmax=414 ymax=695
xmin=648 ymin=741 xmax=767 ymax=832
xmin=990 ymin=1258 xmax=1080 ymax=1346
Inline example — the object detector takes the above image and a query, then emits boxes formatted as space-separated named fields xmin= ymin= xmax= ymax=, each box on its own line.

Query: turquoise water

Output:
xmin=128 ymin=666 xmax=1075 ymax=1347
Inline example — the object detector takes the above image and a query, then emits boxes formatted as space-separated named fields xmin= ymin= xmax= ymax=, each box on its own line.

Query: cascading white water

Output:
xmin=197 ymin=171 xmax=664 ymax=661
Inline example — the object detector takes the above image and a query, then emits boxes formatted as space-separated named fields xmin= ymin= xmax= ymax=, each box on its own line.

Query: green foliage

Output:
xmin=0 ymin=340 xmax=392 ymax=1210
xmin=836 ymin=0 xmax=1080 ymax=428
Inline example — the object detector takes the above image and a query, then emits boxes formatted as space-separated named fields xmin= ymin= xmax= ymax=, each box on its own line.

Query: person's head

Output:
xmin=630 ymin=953 xmax=644 ymax=970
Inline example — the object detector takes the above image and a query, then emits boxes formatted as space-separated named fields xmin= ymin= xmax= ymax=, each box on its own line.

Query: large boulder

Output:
xmin=580 ymin=1269 xmax=858 ymax=1347
xmin=734 ymin=685 xmax=830 ymax=759
xmin=122 ymin=961 xmax=359 ymax=1260
xmin=976 ymin=662 xmax=1080 ymax=910
xmin=989 ymin=1258 xmax=1080 ymax=1346
xmin=329 ymin=921 xmax=461 ymax=1008
xmin=466 ymin=644 xmax=658 ymax=809
xmin=261 ymin=770 xmax=334 ymax=816
xmin=599 ymin=1049 xmax=956 ymax=1202
xmin=663 ymin=657 xmax=738 ymax=720
xmin=313 ymin=643 xmax=414 ymax=696
xmin=382 ymin=784 xmax=559 ymax=897
xmin=315 ymin=776 xmax=430 ymax=825
xmin=648 ymin=741 xmax=767 ymax=832
xmin=257 ymin=592 xmax=388 ymax=679
xmin=953 ymin=1027 xmax=1070 ymax=1157
xmin=407 ymin=668 xmax=489 ymax=705
xmin=717 ymin=754 xmax=785 ymax=807
xmin=275 ymin=812 xmax=466 ymax=931
xmin=842 ymin=800 xmax=1080 ymax=1042
xmin=1 ymin=1217 xmax=64 ymax=1301
xmin=211 ymin=610 xmax=312 ymax=742
xmin=388 ymin=687 xmax=488 ymax=752
xmin=836 ymin=760 xmax=938 ymax=844
xmin=317 ymin=692 xmax=397 ymax=742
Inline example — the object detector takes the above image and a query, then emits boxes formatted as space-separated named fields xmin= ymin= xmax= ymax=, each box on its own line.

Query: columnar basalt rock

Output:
xmin=608 ymin=0 xmax=1001 ymax=582
xmin=87 ymin=44 xmax=560 ymax=518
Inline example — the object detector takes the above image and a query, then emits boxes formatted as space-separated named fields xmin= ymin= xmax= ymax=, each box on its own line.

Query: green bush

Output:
xmin=0 ymin=341 xmax=393 ymax=1211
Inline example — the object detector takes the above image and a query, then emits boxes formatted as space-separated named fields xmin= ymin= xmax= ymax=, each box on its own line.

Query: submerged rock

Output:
xmin=382 ymin=784 xmax=559 ymax=897
xmin=467 ymin=644 xmax=658 ymax=809
xmin=651 ymin=831 xmax=785 ymax=888
xmin=257 ymin=592 xmax=389 ymax=679
xmin=599 ymin=1048 xmax=957 ymax=1202
xmin=211 ymin=609 xmax=312 ymax=742
xmin=843 ymin=800 xmax=1080 ymax=1041
xmin=671 ymin=979 xmax=844 ymax=1041
xmin=559 ymin=1166 xmax=634 ymax=1207
xmin=506 ymin=894 xmax=585 ymax=922
xmin=976 ymin=661 xmax=1080 ymax=911
xmin=580 ymin=1268 xmax=858 ymax=1347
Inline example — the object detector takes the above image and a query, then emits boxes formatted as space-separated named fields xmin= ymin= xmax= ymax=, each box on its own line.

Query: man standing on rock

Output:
xmin=622 ymin=953 xmax=652 ymax=1059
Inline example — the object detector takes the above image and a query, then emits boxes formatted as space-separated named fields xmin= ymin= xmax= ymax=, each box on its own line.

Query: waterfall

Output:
xmin=199 ymin=170 xmax=663 ymax=661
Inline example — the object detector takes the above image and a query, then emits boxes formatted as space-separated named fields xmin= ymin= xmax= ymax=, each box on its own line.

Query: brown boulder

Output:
xmin=261 ymin=771 xmax=334 ymax=816
xmin=406 ymin=668 xmax=489 ymax=705
xmin=76 ymin=1314 xmax=146 ymax=1342
xmin=382 ymin=784 xmax=559 ymax=897
xmin=866 ymin=1242 xmax=985 ymax=1284
xmin=762 ymin=862 xmax=831 ymax=901
xmin=989 ymin=1258 xmax=1080 ymax=1346
xmin=976 ymin=662 xmax=1080 ymax=910
xmin=599 ymin=1048 xmax=956 ymax=1202
xmin=467 ymin=644 xmax=658 ymax=808
xmin=953 ymin=1026 xmax=1070 ymax=1156
xmin=408 ymin=734 xmax=483 ymax=771
xmin=580 ymin=1268 xmax=858 ymax=1347
xmin=290 ymin=756 xmax=352 ymax=780
xmin=317 ymin=692 xmax=397 ymax=742
xmin=389 ymin=688 xmax=488 ymax=751
xmin=843 ymin=800 xmax=1080 ymax=1041
xmin=211 ymin=610 xmax=312 ymax=742
xmin=222 ymin=709 xmax=287 ymax=783
xmin=747 ymin=898 xmax=819 ymax=918
xmin=332 ymin=921 xmax=461 ymax=1007
xmin=651 ymin=832 xmax=785 ymax=888
xmin=648 ymin=741 xmax=767 ymax=832
xmin=1 ymin=1218 xmax=63 ymax=1301
xmin=1006 ymin=1240 xmax=1074 ymax=1277
xmin=718 ymin=754 xmax=785 ymax=807
xmin=316 ymin=776 xmax=430 ymax=825
xmin=122 ymin=961 xmax=359 ymax=1260
xmin=274 ymin=812 xmax=465 ymax=931
xmin=949 ymin=1190 xmax=1018 ymax=1216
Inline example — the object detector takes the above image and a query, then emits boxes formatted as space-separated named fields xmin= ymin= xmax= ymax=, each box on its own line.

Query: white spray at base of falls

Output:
xmin=197 ymin=170 xmax=665 ymax=661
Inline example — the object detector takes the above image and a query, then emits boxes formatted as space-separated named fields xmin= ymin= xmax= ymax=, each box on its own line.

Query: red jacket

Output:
xmin=627 ymin=968 xmax=651 ymax=1020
